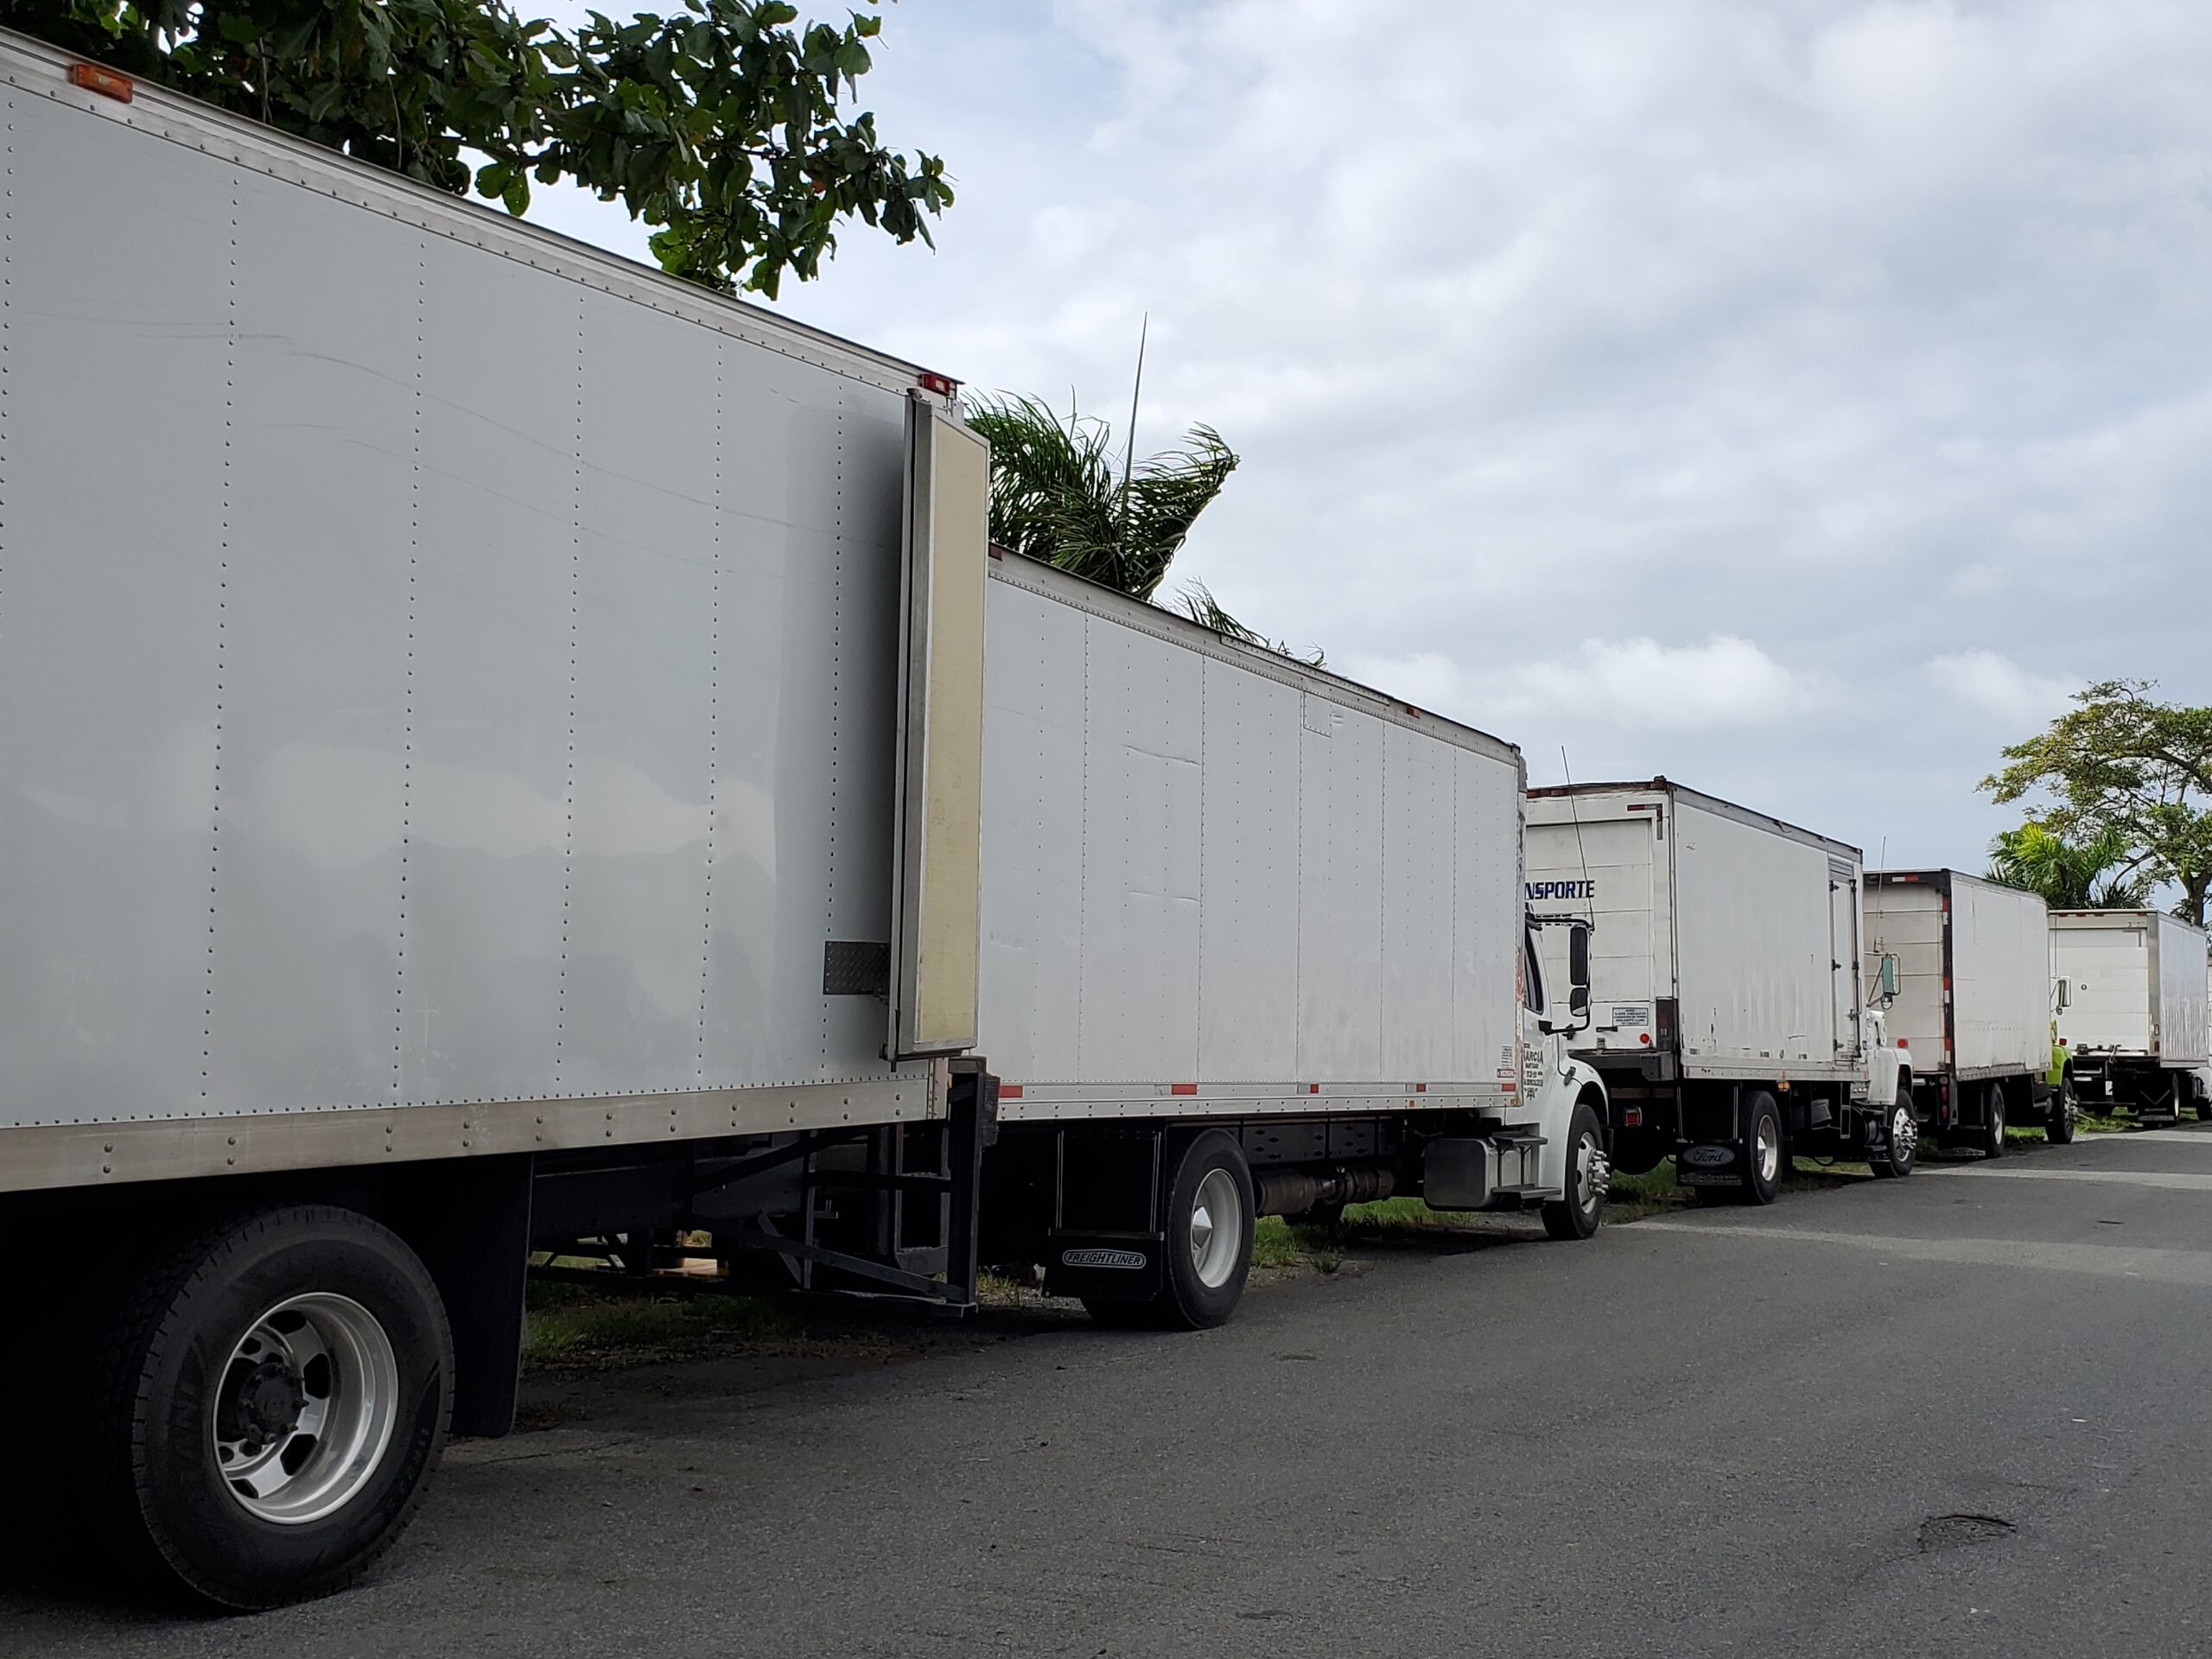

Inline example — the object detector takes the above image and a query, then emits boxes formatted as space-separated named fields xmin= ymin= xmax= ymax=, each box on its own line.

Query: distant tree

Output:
xmin=964 ymin=392 xmax=1237 ymax=601
xmin=3 ymin=0 xmax=950 ymax=296
xmin=1985 ymin=822 xmax=2153 ymax=910
xmin=1981 ymin=680 xmax=2212 ymax=927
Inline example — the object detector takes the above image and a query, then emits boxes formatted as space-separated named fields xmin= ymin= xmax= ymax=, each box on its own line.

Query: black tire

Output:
xmin=1157 ymin=1129 xmax=1255 ymax=1329
xmin=1541 ymin=1100 xmax=1609 ymax=1241
xmin=85 ymin=1205 xmax=453 ymax=1610
xmin=1738 ymin=1091 xmax=1783 ymax=1205
xmin=1980 ymin=1083 xmax=2007 ymax=1159
xmin=1869 ymin=1085 xmax=1917 ymax=1178
xmin=1087 ymin=1129 xmax=1255 ymax=1330
xmin=2046 ymin=1082 xmax=2076 ymax=1145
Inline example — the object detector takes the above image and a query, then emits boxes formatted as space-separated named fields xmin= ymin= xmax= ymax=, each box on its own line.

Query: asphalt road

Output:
xmin=9 ymin=1124 xmax=2210 ymax=1658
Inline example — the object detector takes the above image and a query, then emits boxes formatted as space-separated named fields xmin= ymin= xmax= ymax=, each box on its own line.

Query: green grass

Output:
xmin=522 ymin=1278 xmax=799 ymax=1368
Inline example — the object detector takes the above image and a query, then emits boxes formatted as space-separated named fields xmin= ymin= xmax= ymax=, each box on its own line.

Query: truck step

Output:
xmin=1489 ymin=1183 xmax=1557 ymax=1198
xmin=1490 ymin=1133 xmax=1547 ymax=1150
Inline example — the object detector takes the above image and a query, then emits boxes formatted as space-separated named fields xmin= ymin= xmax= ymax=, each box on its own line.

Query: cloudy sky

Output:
xmin=530 ymin=0 xmax=2212 ymax=878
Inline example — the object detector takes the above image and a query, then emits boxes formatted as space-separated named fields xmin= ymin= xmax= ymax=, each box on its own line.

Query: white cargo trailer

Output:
xmin=1866 ymin=871 xmax=2065 ymax=1151
xmin=2050 ymin=910 xmax=2212 ymax=1121
xmin=1525 ymin=781 xmax=1910 ymax=1202
xmin=0 ymin=32 xmax=995 ymax=1607
xmin=973 ymin=554 xmax=1612 ymax=1325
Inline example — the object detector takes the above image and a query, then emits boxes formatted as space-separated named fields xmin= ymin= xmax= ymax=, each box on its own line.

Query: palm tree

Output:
xmin=963 ymin=392 xmax=1237 ymax=601
xmin=1986 ymin=822 xmax=2153 ymax=909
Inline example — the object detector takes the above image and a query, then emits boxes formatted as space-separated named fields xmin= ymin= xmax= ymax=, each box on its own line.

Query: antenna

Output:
xmin=1122 ymin=311 xmax=1148 ymax=502
xmin=1560 ymin=746 xmax=1596 ymax=925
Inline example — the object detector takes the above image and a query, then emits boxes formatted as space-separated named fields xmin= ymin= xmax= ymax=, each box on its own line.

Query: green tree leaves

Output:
xmin=1984 ymin=822 xmax=2152 ymax=911
xmin=1982 ymin=679 xmax=2212 ymax=926
xmin=3 ymin=0 xmax=950 ymax=296
xmin=963 ymin=393 xmax=1238 ymax=602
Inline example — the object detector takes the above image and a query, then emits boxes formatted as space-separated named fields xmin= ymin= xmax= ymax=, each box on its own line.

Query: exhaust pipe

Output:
xmin=1252 ymin=1164 xmax=1395 ymax=1218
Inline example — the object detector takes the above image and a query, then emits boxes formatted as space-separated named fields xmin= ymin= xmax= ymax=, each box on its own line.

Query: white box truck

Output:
xmin=1865 ymin=871 xmax=2068 ymax=1150
xmin=1525 ymin=781 xmax=1910 ymax=1201
xmin=0 ymin=31 xmax=1611 ymax=1606
xmin=2050 ymin=910 xmax=2212 ymax=1121
xmin=0 ymin=31 xmax=996 ymax=1607
xmin=972 ymin=553 xmax=1611 ymax=1328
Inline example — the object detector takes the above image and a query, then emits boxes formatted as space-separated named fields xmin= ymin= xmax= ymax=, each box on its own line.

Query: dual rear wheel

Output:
xmin=80 ymin=1206 xmax=453 ymax=1610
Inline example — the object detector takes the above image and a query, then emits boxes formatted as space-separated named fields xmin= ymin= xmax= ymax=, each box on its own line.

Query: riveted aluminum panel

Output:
xmin=1674 ymin=792 xmax=1855 ymax=1073
xmin=0 ymin=90 xmax=232 ymax=1128
xmin=1863 ymin=880 xmax=1947 ymax=1065
xmin=976 ymin=575 xmax=1088 ymax=1081
xmin=0 ymin=54 xmax=934 ymax=1175
xmin=1867 ymin=872 xmax=2050 ymax=1078
xmin=1529 ymin=785 xmax=1864 ymax=1079
xmin=2153 ymin=913 xmax=2209 ymax=1067
xmin=1075 ymin=614 xmax=1203 ymax=1081
xmin=703 ymin=349 xmax=856 ymax=1084
xmin=977 ymin=555 xmax=1525 ymax=1114
xmin=202 ymin=168 xmax=416 ymax=1115
xmin=1295 ymin=696 xmax=1384 ymax=1078
xmin=1194 ymin=658 xmax=1300 ymax=1077
xmin=556 ymin=292 xmax=718 ymax=1095
xmin=2053 ymin=912 xmax=2157 ymax=1055
xmin=1380 ymin=721 xmax=1456 ymax=1078
xmin=397 ymin=237 xmax=576 ymax=1105
xmin=1452 ymin=747 xmax=1521 ymax=1081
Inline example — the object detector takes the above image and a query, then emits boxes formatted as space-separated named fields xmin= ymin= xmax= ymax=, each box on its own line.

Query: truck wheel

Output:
xmin=1980 ymin=1084 xmax=2007 ymax=1158
xmin=1086 ymin=1129 xmax=1255 ymax=1331
xmin=85 ymin=1205 xmax=454 ymax=1610
xmin=1541 ymin=1101 xmax=1610 ymax=1241
xmin=1869 ymin=1086 xmax=1917 ymax=1178
xmin=2046 ymin=1082 xmax=2077 ymax=1145
xmin=1738 ymin=1093 xmax=1783 ymax=1205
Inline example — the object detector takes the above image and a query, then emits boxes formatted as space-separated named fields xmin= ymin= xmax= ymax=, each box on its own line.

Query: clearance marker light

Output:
xmin=917 ymin=371 xmax=957 ymax=397
xmin=70 ymin=62 xmax=134 ymax=101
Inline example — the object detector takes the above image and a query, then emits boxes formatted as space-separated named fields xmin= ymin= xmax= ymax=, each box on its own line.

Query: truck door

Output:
xmin=887 ymin=393 xmax=991 ymax=1060
xmin=1829 ymin=866 xmax=1859 ymax=1059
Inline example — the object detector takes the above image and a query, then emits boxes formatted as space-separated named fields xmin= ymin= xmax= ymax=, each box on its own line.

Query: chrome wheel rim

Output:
xmin=211 ymin=1293 xmax=399 ymax=1525
xmin=1754 ymin=1117 xmax=1780 ymax=1184
xmin=1189 ymin=1167 xmax=1243 ymax=1289
xmin=1578 ymin=1131 xmax=1611 ymax=1216
xmin=1891 ymin=1105 xmax=1917 ymax=1160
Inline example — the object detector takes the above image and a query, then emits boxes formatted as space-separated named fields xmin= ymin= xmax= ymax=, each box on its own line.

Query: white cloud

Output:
xmin=1344 ymin=636 xmax=1826 ymax=734
xmin=1928 ymin=651 xmax=2078 ymax=727
xmin=518 ymin=0 xmax=2212 ymax=872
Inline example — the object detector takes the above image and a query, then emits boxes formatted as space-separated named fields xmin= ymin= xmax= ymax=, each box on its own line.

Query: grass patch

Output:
xmin=522 ymin=1278 xmax=798 ymax=1368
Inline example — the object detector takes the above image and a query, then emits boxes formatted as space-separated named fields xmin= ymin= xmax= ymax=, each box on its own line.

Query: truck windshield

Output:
xmin=1523 ymin=929 xmax=1546 ymax=1013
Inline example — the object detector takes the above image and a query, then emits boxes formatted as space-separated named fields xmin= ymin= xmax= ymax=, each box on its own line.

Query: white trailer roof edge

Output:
xmin=988 ymin=550 xmax=1525 ymax=774
xmin=0 ymin=28 xmax=944 ymax=401
xmin=1528 ymin=779 xmax=1861 ymax=862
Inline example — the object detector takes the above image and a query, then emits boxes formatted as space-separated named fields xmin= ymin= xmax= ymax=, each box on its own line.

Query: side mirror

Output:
xmin=2055 ymin=978 xmax=2070 ymax=1012
xmin=1568 ymin=923 xmax=1592 ymax=1019
xmin=1878 ymin=954 xmax=1898 ymax=1001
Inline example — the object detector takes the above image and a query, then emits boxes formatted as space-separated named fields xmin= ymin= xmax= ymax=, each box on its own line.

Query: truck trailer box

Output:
xmin=1866 ymin=869 xmax=2061 ymax=1149
xmin=1866 ymin=871 xmax=2050 ymax=1081
xmin=974 ymin=551 xmax=1609 ymax=1302
xmin=0 ymin=29 xmax=990 ymax=1607
xmin=1524 ymin=781 xmax=1867 ymax=1083
xmin=2052 ymin=911 xmax=2211 ymax=1068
